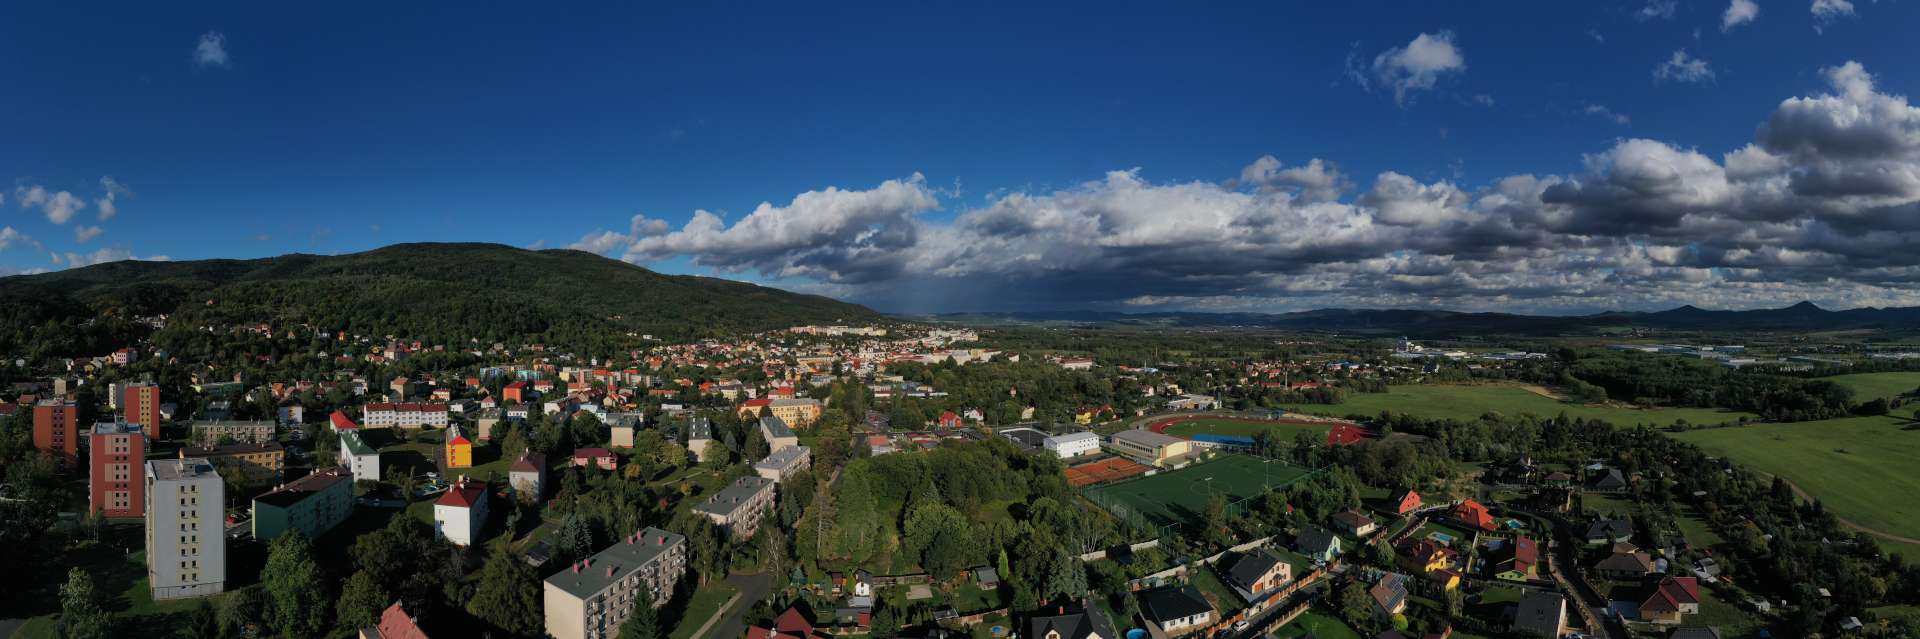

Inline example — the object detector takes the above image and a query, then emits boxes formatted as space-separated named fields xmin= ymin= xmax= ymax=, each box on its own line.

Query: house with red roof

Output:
xmin=1637 ymin=576 xmax=1701 ymax=624
xmin=572 ymin=447 xmax=617 ymax=471
xmin=330 ymin=410 xmax=359 ymax=432
xmin=358 ymin=601 xmax=429 ymax=639
xmin=502 ymin=381 xmax=526 ymax=403
xmin=1452 ymin=499 xmax=1495 ymax=532
xmin=738 ymin=398 xmax=773 ymax=419
xmin=432 ymin=478 xmax=488 ymax=547
xmin=937 ymin=411 xmax=962 ymax=430
xmin=1492 ymin=536 xmax=1539 ymax=581
xmin=1389 ymin=489 xmax=1422 ymax=516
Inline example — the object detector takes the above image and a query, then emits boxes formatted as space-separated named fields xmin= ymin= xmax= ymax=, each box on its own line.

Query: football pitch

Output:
xmin=1085 ymin=454 xmax=1314 ymax=528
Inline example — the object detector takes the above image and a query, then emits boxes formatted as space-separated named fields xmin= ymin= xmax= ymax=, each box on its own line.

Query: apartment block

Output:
xmin=758 ymin=415 xmax=799 ymax=453
xmin=252 ymin=467 xmax=354 ymax=541
xmin=543 ymin=527 xmax=688 ymax=639
xmin=685 ymin=416 xmax=716 ymax=462
xmin=33 ymin=399 xmax=78 ymax=462
xmin=693 ymin=476 xmax=775 ymax=539
xmin=362 ymin=403 xmax=450 ymax=429
xmin=754 ymin=445 xmax=811 ymax=483
xmin=145 ymin=458 xmax=226 ymax=600
xmin=190 ymin=420 xmax=277 ymax=446
xmin=124 ymin=382 xmax=163 ymax=432
xmin=180 ymin=442 xmax=286 ymax=482
xmin=89 ymin=421 xmax=146 ymax=517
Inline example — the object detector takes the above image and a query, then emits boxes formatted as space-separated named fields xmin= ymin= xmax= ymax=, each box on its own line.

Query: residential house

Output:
xmin=432 ymin=478 xmax=488 ymax=547
xmin=608 ymin=412 xmax=644 ymax=448
xmin=1492 ymin=536 xmax=1540 ymax=582
xmin=1369 ymin=573 xmax=1410 ymax=620
xmin=1638 ymin=577 xmax=1702 ymax=624
xmin=1594 ymin=543 xmax=1655 ymax=579
xmin=510 ymin=452 xmax=548 ymax=502
xmin=1222 ymin=550 xmax=1292 ymax=598
xmin=1137 ymin=586 xmax=1214 ymax=637
xmin=1389 ymin=489 xmax=1422 ymax=516
xmin=444 ymin=424 xmax=473 ymax=469
xmin=1452 ymin=499 xmax=1495 ymax=532
xmin=572 ymin=448 xmax=617 ymax=471
xmin=1585 ymin=519 xmax=1635 ymax=546
xmin=1332 ymin=510 xmax=1377 ymax=537
xmin=1588 ymin=468 xmax=1628 ymax=492
xmin=1511 ymin=590 xmax=1566 ymax=638
xmin=1295 ymin=526 xmax=1343 ymax=563
xmin=359 ymin=601 xmax=429 ymax=639
xmin=1394 ymin=538 xmax=1460 ymax=591
xmin=1026 ymin=601 xmax=1118 ymax=639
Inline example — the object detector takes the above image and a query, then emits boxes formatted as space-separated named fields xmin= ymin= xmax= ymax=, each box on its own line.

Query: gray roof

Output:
xmin=1138 ymin=586 xmax=1212 ymax=623
xmin=687 ymin=416 xmax=713 ymax=440
xmin=607 ymin=412 xmax=645 ymax=429
xmin=760 ymin=414 xmax=795 ymax=439
xmin=755 ymin=445 xmax=810 ymax=471
xmin=1586 ymin=519 xmax=1635 ymax=541
xmin=1111 ymin=428 xmax=1184 ymax=449
xmin=1296 ymin=526 xmax=1341 ymax=555
xmin=339 ymin=430 xmax=376 ymax=456
xmin=694 ymin=476 xmax=774 ymax=517
xmin=1224 ymin=550 xmax=1283 ymax=590
xmin=148 ymin=458 xmax=218 ymax=481
xmin=543 ymin=527 xmax=686 ymax=599
xmin=1513 ymin=590 xmax=1566 ymax=635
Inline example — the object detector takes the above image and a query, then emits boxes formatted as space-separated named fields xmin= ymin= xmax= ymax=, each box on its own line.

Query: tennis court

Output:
xmin=1065 ymin=457 xmax=1153 ymax=487
xmin=1085 ymin=454 xmax=1315 ymax=528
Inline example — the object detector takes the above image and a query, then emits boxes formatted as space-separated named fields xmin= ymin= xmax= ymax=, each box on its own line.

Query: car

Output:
xmin=1232 ymin=620 xmax=1249 ymax=631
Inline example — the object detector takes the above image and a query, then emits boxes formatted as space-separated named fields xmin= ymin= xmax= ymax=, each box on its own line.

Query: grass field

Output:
xmin=1674 ymin=413 xmax=1920 ymax=542
xmin=1159 ymin=417 xmax=1332 ymax=440
xmin=1297 ymin=384 xmax=1755 ymax=427
xmin=1084 ymin=455 xmax=1313 ymax=528
xmin=1271 ymin=611 xmax=1361 ymax=639
xmin=1825 ymin=371 xmax=1920 ymax=401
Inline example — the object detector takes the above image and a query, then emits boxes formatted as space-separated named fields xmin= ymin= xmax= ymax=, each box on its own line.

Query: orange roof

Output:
xmin=372 ymin=602 xmax=429 ymax=639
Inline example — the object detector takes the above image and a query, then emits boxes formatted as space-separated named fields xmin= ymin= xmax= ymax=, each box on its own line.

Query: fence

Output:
xmin=1078 ymin=539 xmax=1162 ymax=562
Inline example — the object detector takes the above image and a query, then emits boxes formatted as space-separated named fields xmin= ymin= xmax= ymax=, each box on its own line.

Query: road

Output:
xmin=703 ymin=571 xmax=772 ymax=639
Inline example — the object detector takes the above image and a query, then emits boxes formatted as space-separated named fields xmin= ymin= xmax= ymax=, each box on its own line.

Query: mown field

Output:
xmin=1160 ymin=417 xmax=1333 ymax=440
xmin=1296 ymin=383 xmax=1755 ymax=427
xmin=1085 ymin=455 xmax=1313 ymax=528
xmin=1671 ymin=372 xmax=1920 ymax=554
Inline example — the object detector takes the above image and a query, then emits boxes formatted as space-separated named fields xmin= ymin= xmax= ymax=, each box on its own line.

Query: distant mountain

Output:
xmin=0 ymin=243 xmax=879 ymax=351
xmin=931 ymin=301 xmax=1920 ymax=336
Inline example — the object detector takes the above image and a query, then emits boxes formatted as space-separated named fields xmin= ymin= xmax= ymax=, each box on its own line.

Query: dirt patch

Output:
xmin=1518 ymin=384 xmax=1568 ymax=401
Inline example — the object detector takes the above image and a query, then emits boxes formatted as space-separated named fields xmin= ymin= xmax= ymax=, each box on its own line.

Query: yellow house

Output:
xmin=445 ymin=424 xmax=473 ymax=469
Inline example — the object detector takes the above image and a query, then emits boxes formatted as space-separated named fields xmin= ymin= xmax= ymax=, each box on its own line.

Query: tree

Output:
xmin=263 ymin=531 xmax=329 ymax=638
xmin=616 ymin=587 xmax=660 ymax=639
xmin=501 ymin=423 xmax=530 ymax=461
xmin=56 ymin=567 xmax=111 ymax=639
xmin=183 ymin=599 xmax=223 ymax=639
xmin=903 ymin=502 xmax=975 ymax=579
xmin=468 ymin=548 xmax=543 ymax=637
xmin=336 ymin=570 xmax=390 ymax=632
xmin=1201 ymin=493 xmax=1232 ymax=547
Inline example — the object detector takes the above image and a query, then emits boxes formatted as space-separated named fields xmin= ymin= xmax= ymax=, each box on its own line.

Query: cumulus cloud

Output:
xmin=1583 ymin=104 xmax=1631 ymax=125
xmin=0 ymin=227 xmax=32 ymax=251
xmin=74 ymin=226 xmax=103 ymax=243
xmin=603 ymin=60 xmax=1920 ymax=313
xmin=1722 ymin=0 xmax=1760 ymax=31
xmin=1351 ymin=31 xmax=1466 ymax=106
xmin=1811 ymin=0 xmax=1855 ymax=28
xmin=194 ymin=31 xmax=230 ymax=68
xmin=96 ymin=176 xmax=129 ymax=221
xmin=1654 ymin=49 xmax=1715 ymax=83
xmin=14 ymin=185 xmax=86 ymax=224
xmin=60 ymin=248 xmax=169 ymax=268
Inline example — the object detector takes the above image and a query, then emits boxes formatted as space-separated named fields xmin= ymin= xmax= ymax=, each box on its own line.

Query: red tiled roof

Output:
xmin=373 ymin=602 xmax=429 ymax=639
xmin=330 ymin=410 xmax=358 ymax=430
xmin=775 ymin=606 xmax=814 ymax=635
xmin=1641 ymin=576 xmax=1701 ymax=614
xmin=365 ymin=403 xmax=447 ymax=413
xmin=435 ymin=480 xmax=486 ymax=508
xmin=573 ymin=447 xmax=614 ymax=459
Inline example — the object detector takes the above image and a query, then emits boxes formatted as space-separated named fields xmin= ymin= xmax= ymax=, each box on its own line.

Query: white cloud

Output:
xmin=1354 ymin=31 xmax=1467 ymax=107
xmin=0 ymin=227 xmax=32 ymax=251
xmin=1587 ymin=29 xmax=1606 ymax=43
xmin=1722 ymin=0 xmax=1760 ymax=31
xmin=194 ymin=31 xmax=230 ymax=68
xmin=74 ymin=226 xmax=103 ymax=243
xmin=1583 ymin=104 xmax=1632 ymax=125
xmin=61 ymin=248 xmax=169 ymax=268
xmin=14 ymin=185 xmax=86 ymax=224
xmin=1811 ymin=0 xmax=1855 ymax=23
xmin=95 ymin=176 xmax=128 ymax=221
xmin=1637 ymin=0 xmax=1678 ymax=20
xmin=1654 ymin=49 xmax=1715 ymax=83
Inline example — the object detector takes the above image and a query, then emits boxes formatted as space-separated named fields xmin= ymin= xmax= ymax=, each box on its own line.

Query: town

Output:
xmin=4 ymin=308 xmax=1919 ymax=639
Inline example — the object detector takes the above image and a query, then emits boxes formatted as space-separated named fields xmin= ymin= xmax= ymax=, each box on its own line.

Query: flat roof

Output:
xmin=1110 ymin=428 xmax=1184 ymax=448
xmin=695 ymin=476 xmax=774 ymax=516
xmin=755 ymin=445 xmax=810 ymax=470
xmin=254 ymin=467 xmax=352 ymax=508
xmin=148 ymin=457 xmax=218 ymax=481
xmin=1045 ymin=431 xmax=1099 ymax=445
xmin=544 ymin=527 xmax=687 ymax=599
xmin=91 ymin=421 xmax=143 ymax=436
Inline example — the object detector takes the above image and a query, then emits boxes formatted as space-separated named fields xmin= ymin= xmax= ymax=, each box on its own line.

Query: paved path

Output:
xmin=703 ymin=572 xmax=772 ymax=639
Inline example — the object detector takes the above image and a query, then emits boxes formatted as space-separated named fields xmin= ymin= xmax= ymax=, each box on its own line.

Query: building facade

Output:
xmin=543 ymin=527 xmax=688 ymax=639
xmin=444 ymin=424 xmax=473 ymax=469
xmin=685 ymin=416 xmax=716 ymax=462
xmin=252 ymin=467 xmax=354 ymax=541
xmin=433 ymin=478 xmax=489 ymax=547
xmin=362 ymin=403 xmax=450 ymax=429
xmin=89 ymin=421 xmax=147 ymax=517
xmin=758 ymin=415 xmax=799 ymax=452
xmin=190 ymin=420 xmax=277 ymax=446
xmin=765 ymin=398 xmax=823 ymax=428
xmin=1043 ymin=432 xmax=1101 ymax=458
xmin=124 ymin=382 xmax=163 ymax=432
xmin=341 ymin=430 xmax=381 ymax=482
xmin=180 ymin=442 xmax=286 ymax=482
xmin=754 ymin=445 xmax=812 ymax=482
xmin=693 ymin=476 xmax=775 ymax=539
xmin=145 ymin=458 xmax=226 ymax=600
xmin=33 ymin=399 xmax=78 ymax=462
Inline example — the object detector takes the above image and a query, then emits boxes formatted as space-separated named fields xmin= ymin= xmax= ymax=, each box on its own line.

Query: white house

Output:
xmin=433 ymin=478 xmax=489 ymax=547
xmin=1043 ymin=432 xmax=1101 ymax=459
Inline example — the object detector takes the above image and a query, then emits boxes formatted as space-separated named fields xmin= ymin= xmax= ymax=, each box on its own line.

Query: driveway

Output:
xmin=703 ymin=571 xmax=772 ymax=639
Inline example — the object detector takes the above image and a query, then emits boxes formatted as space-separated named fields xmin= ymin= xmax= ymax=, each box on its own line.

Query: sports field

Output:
xmin=1156 ymin=416 xmax=1334 ymax=440
xmin=1085 ymin=454 xmax=1313 ymax=528
xmin=1296 ymin=383 xmax=1756 ymax=427
xmin=1674 ymin=412 xmax=1920 ymax=544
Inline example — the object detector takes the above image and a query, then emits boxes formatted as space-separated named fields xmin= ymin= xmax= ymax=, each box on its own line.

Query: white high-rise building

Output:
xmin=145 ymin=458 xmax=226 ymax=600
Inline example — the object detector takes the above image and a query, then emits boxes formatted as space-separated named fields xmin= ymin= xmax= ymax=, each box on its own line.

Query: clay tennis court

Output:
xmin=1065 ymin=457 xmax=1152 ymax=487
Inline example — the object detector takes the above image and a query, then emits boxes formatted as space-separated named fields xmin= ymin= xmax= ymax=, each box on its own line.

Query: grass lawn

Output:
xmin=1674 ymin=503 xmax=1725 ymax=548
xmin=1271 ymin=610 xmax=1361 ymax=639
xmin=1301 ymin=384 xmax=1755 ymax=427
xmin=667 ymin=581 xmax=741 ymax=639
xmin=1673 ymin=413 xmax=1920 ymax=541
xmin=1190 ymin=565 xmax=1246 ymax=614
xmin=1413 ymin=521 xmax=1474 ymax=547
xmin=1824 ymin=372 xmax=1920 ymax=401
xmin=1582 ymin=494 xmax=1639 ymax=518
xmin=1692 ymin=590 xmax=1767 ymax=638
xmin=1085 ymin=455 xmax=1313 ymax=528
xmin=1160 ymin=418 xmax=1332 ymax=441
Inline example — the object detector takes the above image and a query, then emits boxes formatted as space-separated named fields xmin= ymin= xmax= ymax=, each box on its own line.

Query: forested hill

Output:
xmin=0 ymin=243 xmax=879 ymax=356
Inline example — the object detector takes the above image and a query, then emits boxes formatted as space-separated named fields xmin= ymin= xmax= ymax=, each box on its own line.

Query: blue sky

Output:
xmin=8 ymin=1 xmax=1920 ymax=313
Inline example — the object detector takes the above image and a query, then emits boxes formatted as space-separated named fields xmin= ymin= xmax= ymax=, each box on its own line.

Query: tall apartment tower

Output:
xmin=124 ymin=382 xmax=163 ymax=432
xmin=145 ymin=458 xmax=226 ymax=600
xmin=33 ymin=399 xmax=78 ymax=462
xmin=89 ymin=421 xmax=147 ymax=517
